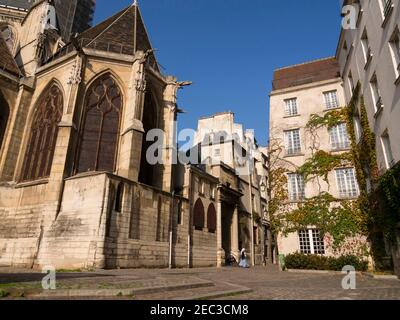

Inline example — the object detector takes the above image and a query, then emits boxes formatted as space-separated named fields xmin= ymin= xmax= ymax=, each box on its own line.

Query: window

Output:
xmin=389 ymin=27 xmax=400 ymax=79
xmin=284 ymin=129 xmax=301 ymax=156
xmin=381 ymin=0 xmax=393 ymax=19
xmin=193 ymin=198 xmax=205 ymax=230
xmin=370 ymin=74 xmax=383 ymax=112
xmin=210 ymin=184 xmax=216 ymax=200
xmin=21 ymin=84 xmax=63 ymax=181
xmin=381 ymin=131 xmax=395 ymax=168
xmin=348 ymin=71 xmax=355 ymax=93
xmin=76 ymin=74 xmax=122 ymax=174
xmin=330 ymin=123 xmax=350 ymax=150
xmin=177 ymin=200 xmax=183 ymax=225
xmin=214 ymin=148 xmax=221 ymax=157
xmin=114 ymin=183 xmax=124 ymax=212
xmin=0 ymin=25 xmax=15 ymax=52
xmin=207 ymin=203 xmax=216 ymax=233
xmin=361 ymin=28 xmax=372 ymax=66
xmin=0 ymin=95 xmax=9 ymax=150
xmin=199 ymin=179 xmax=205 ymax=195
xmin=353 ymin=115 xmax=362 ymax=143
xmin=284 ymin=98 xmax=298 ymax=116
xmin=288 ymin=173 xmax=305 ymax=202
xmin=324 ymin=90 xmax=339 ymax=109
xmin=298 ymin=229 xmax=325 ymax=255
xmin=336 ymin=168 xmax=359 ymax=198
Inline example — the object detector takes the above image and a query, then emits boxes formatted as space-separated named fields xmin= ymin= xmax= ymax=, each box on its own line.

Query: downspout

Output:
xmin=248 ymin=152 xmax=255 ymax=267
xmin=169 ymin=190 xmax=175 ymax=269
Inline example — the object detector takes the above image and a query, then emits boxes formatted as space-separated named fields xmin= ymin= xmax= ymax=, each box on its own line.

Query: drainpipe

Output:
xmin=169 ymin=190 xmax=175 ymax=269
xmin=248 ymin=154 xmax=255 ymax=267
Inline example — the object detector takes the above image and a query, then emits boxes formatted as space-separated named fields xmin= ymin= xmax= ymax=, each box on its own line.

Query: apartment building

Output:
xmin=337 ymin=0 xmax=400 ymax=275
xmin=269 ymin=58 xmax=365 ymax=257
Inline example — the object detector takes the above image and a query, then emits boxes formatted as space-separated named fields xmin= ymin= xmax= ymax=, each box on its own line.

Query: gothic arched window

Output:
xmin=0 ymin=93 xmax=10 ymax=150
xmin=193 ymin=198 xmax=205 ymax=231
xmin=76 ymin=74 xmax=122 ymax=173
xmin=207 ymin=203 xmax=217 ymax=233
xmin=21 ymin=84 xmax=63 ymax=181
xmin=1 ymin=25 xmax=15 ymax=52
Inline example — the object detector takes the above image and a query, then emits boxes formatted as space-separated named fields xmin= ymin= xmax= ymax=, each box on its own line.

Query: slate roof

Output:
xmin=77 ymin=4 xmax=158 ymax=70
xmin=0 ymin=0 xmax=33 ymax=10
xmin=272 ymin=57 xmax=340 ymax=91
xmin=0 ymin=34 xmax=21 ymax=77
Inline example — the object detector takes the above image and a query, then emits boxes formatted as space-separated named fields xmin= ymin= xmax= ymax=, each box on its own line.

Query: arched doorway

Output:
xmin=193 ymin=198 xmax=205 ymax=231
xmin=0 ymin=93 xmax=9 ymax=150
xmin=138 ymin=90 xmax=158 ymax=186
xmin=207 ymin=203 xmax=217 ymax=233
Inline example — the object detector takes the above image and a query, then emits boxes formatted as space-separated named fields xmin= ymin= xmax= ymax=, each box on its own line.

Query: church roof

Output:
xmin=0 ymin=34 xmax=21 ymax=77
xmin=76 ymin=4 xmax=158 ymax=71
xmin=0 ymin=0 xmax=32 ymax=10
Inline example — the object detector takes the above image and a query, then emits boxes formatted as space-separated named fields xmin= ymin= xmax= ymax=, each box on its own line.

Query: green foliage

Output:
xmin=284 ymin=252 xmax=368 ymax=271
xmin=306 ymin=110 xmax=345 ymax=131
xmin=298 ymin=151 xmax=352 ymax=183
xmin=282 ymin=192 xmax=364 ymax=248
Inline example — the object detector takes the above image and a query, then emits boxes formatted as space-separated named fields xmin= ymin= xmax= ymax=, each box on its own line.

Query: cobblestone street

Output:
xmin=1 ymin=265 xmax=400 ymax=300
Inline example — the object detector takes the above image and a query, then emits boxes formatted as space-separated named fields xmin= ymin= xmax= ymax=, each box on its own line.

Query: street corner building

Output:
xmin=0 ymin=1 xmax=270 ymax=269
xmin=269 ymin=57 xmax=370 ymax=260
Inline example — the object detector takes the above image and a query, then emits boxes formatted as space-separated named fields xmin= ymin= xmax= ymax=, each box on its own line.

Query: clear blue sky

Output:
xmin=94 ymin=0 xmax=342 ymax=146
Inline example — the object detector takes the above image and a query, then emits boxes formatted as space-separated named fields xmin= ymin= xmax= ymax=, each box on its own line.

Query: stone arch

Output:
xmin=193 ymin=198 xmax=205 ymax=231
xmin=0 ymin=91 xmax=10 ymax=151
xmin=20 ymin=82 xmax=63 ymax=181
xmin=207 ymin=203 xmax=217 ymax=233
xmin=75 ymin=73 xmax=123 ymax=173
xmin=138 ymin=88 xmax=159 ymax=186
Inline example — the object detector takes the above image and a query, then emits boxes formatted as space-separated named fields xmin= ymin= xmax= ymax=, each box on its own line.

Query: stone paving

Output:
xmin=1 ymin=265 xmax=400 ymax=300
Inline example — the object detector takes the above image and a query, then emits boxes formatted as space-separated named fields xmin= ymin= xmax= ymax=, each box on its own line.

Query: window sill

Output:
xmin=381 ymin=5 xmax=394 ymax=28
xmin=283 ymin=114 xmax=300 ymax=119
xmin=331 ymin=147 xmax=351 ymax=153
xmin=364 ymin=54 xmax=373 ymax=70
xmin=374 ymin=105 xmax=384 ymax=119
xmin=395 ymin=74 xmax=400 ymax=86
xmin=284 ymin=153 xmax=304 ymax=158
xmin=15 ymin=178 xmax=49 ymax=188
xmin=324 ymin=107 xmax=341 ymax=112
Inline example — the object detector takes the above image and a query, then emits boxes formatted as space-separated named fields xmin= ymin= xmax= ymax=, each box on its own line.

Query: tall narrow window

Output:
xmin=324 ymin=90 xmax=339 ymax=109
xmin=361 ymin=28 xmax=372 ymax=66
xmin=76 ymin=74 xmax=122 ymax=173
xmin=381 ymin=0 xmax=393 ymax=19
xmin=348 ymin=71 xmax=355 ymax=93
xmin=370 ymin=73 xmax=383 ymax=112
xmin=284 ymin=129 xmax=301 ymax=156
xmin=21 ymin=84 xmax=63 ymax=181
xmin=381 ymin=131 xmax=395 ymax=169
xmin=336 ymin=168 xmax=359 ymax=199
xmin=329 ymin=123 xmax=350 ymax=150
xmin=0 ymin=95 xmax=9 ymax=150
xmin=288 ymin=173 xmax=305 ymax=202
xmin=353 ymin=115 xmax=362 ymax=143
xmin=389 ymin=27 xmax=400 ymax=79
xmin=298 ymin=229 xmax=325 ymax=255
xmin=284 ymin=98 xmax=298 ymax=116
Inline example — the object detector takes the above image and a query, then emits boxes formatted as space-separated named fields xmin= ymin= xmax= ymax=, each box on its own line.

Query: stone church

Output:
xmin=0 ymin=1 xmax=270 ymax=269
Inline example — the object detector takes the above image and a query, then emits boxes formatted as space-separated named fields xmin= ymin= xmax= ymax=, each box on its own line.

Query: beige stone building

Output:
xmin=186 ymin=112 xmax=273 ymax=266
xmin=337 ymin=0 xmax=400 ymax=275
xmin=269 ymin=58 xmax=367 ymax=257
xmin=0 ymin=1 xmax=246 ymax=270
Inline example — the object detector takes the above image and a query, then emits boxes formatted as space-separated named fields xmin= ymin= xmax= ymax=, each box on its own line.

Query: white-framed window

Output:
xmin=361 ymin=28 xmax=371 ymax=64
xmin=389 ymin=26 xmax=400 ymax=78
xmin=381 ymin=131 xmax=395 ymax=169
xmin=329 ymin=123 xmax=350 ymax=150
xmin=336 ymin=168 xmax=359 ymax=199
xmin=298 ymin=229 xmax=325 ymax=255
xmin=288 ymin=173 xmax=305 ymax=202
xmin=353 ymin=115 xmax=362 ymax=143
xmin=381 ymin=0 xmax=394 ymax=19
xmin=324 ymin=90 xmax=339 ymax=109
xmin=284 ymin=98 xmax=298 ymax=116
xmin=370 ymin=73 xmax=382 ymax=112
xmin=284 ymin=129 xmax=301 ymax=156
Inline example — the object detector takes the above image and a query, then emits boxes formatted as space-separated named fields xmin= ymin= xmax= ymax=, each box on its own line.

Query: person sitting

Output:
xmin=239 ymin=248 xmax=250 ymax=268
